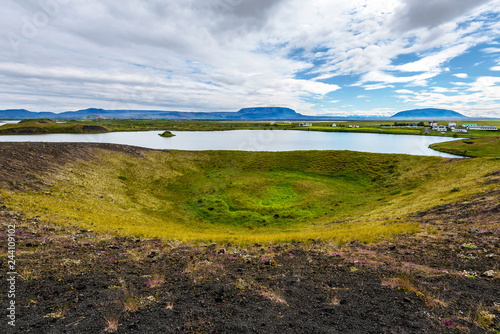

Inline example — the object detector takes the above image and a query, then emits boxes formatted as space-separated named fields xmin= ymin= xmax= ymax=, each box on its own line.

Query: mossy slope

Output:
xmin=3 ymin=148 xmax=499 ymax=244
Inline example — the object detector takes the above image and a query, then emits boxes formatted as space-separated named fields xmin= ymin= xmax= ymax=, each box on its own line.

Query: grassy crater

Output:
xmin=3 ymin=149 xmax=499 ymax=244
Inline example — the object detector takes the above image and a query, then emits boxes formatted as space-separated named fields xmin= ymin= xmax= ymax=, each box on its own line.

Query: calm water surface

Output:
xmin=0 ymin=120 xmax=20 ymax=127
xmin=0 ymin=130 xmax=462 ymax=157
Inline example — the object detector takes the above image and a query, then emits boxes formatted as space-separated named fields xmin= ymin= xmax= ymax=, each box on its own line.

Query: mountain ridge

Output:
xmin=0 ymin=107 xmax=474 ymax=120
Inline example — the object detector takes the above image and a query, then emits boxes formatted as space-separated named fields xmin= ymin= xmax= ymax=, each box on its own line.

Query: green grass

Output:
xmin=2 ymin=149 xmax=499 ymax=244
xmin=430 ymin=136 xmax=500 ymax=157
xmin=159 ymin=130 xmax=175 ymax=137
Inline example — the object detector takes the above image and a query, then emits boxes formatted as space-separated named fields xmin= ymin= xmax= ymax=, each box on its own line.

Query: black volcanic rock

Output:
xmin=392 ymin=108 xmax=467 ymax=119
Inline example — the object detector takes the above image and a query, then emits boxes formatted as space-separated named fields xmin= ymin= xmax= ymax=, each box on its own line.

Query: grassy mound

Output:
xmin=2 ymin=147 xmax=499 ymax=244
xmin=159 ymin=130 xmax=175 ymax=137
xmin=0 ymin=119 xmax=108 ymax=134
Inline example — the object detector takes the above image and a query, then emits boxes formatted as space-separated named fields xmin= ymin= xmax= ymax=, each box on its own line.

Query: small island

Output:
xmin=159 ymin=130 xmax=175 ymax=137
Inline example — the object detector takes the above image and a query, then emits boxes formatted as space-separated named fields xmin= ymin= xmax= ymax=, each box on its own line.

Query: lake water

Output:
xmin=0 ymin=130 xmax=461 ymax=157
xmin=0 ymin=120 xmax=21 ymax=127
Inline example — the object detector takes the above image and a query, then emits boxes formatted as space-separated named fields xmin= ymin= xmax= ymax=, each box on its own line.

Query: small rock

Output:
xmin=147 ymin=251 xmax=159 ymax=258
xmin=218 ymin=248 xmax=226 ymax=254
xmin=482 ymin=270 xmax=496 ymax=278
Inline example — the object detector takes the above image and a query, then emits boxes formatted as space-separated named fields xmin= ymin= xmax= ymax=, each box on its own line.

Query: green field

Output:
xmin=3 ymin=118 xmax=500 ymax=138
xmin=3 ymin=148 xmax=499 ymax=244
xmin=430 ymin=136 xmax=500 ymax=157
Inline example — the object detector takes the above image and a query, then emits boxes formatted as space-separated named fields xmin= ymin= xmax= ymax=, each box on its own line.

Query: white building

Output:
xmin=432 ymin=125 xmax=448 ymax=131
xmin=331 ymin=123 xmax=337 ymax=127
xmin=299 ymin=122 xmax=312 ymax=127
xmin=467 ymin=126 xmax=498 ymax=131
xmin=452 ymin=129 xmax=468 ymax=133
xmin=447 ymin=122 xmax=457 ymax=128
xmin=428 ymin=121 xmax=437 ymax=127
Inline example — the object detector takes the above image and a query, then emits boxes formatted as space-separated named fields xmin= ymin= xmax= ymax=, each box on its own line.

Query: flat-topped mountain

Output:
xmin=391 ymin=108 xmax=467 ymax=119
xmin=236 ymin=107 xmax=299 ymax=119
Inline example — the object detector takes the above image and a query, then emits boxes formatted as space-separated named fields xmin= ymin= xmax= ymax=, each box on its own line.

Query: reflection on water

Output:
xmin=0 ymin=130 xmax=462 ymax=157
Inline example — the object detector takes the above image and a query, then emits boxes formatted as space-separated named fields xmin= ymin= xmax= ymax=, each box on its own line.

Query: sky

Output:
xmin=1 ymin=0 xmax=500 ymax=117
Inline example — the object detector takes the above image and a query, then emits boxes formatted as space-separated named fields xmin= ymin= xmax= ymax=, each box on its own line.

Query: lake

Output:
xmin=0 ymin=130 xmax=462 ymax=157
xmin=0 ymin=120 xmax=21 ymax=127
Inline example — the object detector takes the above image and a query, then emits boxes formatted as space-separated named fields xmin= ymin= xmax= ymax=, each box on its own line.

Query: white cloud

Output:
xmin=363 ymin=84 xmax=394 ymax=90
xmin=432 ymin=87 xmax=456 ymax=93
xmin=0 ymin=0 xmax=498 ymax=116
xmin=452 ymin=73 xmax=469 ymax=78
xmin=395 ymin=89 xmax=416 ymax=94
xmin=482 ymin=47 xmax=500 ymax=53
xmin=396 ymin=44 xmax=470 ymax=72
xmin=396 ymin=75 xmax=500 ymax=117
xmin=490 ymin=66 xmax=500 ymax=71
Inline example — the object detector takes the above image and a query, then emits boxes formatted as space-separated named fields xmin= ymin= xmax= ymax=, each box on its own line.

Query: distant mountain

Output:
xmin=0 ymin=107 xmax=312 ymax=121
xmin=0 ymin=109 xmax=57 ymax=119
xmin=391 ymin=108 xmax=467 ymax=119
xmin=0 ymin=106 xmax=473 ymax=121
xmin=235 ymin=107 xmax=299 ymax=119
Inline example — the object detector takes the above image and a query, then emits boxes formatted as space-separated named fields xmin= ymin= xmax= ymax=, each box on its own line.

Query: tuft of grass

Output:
xmin=426 ymin=225 xmax=439 ymax=235
xmin=102 ymin=301 xmax=121 ymax=333
xmin=475 ymin=307 xmax=496 ymax=329
xmin=121 ymin=286 xmax=140 ymax=313
xmin=44 ymin=303 xmax=69 ymax=319
xmin=381 ymin=276 xmax=447 ymax=308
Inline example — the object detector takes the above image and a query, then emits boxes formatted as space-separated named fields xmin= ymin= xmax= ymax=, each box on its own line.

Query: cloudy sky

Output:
xmin=1 ymin=0 xmax=500 ymax=117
